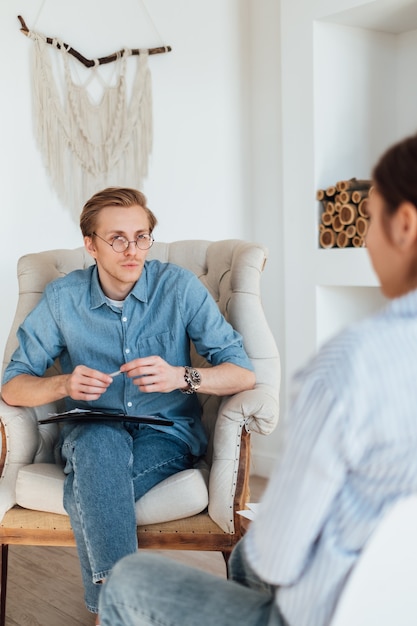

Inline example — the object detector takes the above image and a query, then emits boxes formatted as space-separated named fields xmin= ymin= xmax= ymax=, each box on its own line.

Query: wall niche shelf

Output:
xmin=319 ymin=0 xmax=417 ymax=35
xmin=315 ymin=248 xmax=378 ymax=287
xmin=281 ymin=0 xmax=417 ymax=383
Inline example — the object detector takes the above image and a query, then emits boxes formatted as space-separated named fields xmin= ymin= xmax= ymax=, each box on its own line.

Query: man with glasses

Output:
xmin=2 ymin=187 xmax=256 ymax=622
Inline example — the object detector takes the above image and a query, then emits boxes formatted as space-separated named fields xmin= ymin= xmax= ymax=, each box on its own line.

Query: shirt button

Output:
xmin=125 ymin=348 xmax=130 ymax=354
xmin=127 ymin=402 xmax=133 ymax=407
xmin=122 ymin=316 xmax=128 ymax=322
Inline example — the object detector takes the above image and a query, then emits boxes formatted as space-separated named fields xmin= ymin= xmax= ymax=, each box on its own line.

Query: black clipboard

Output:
xmin=39 ymin=409 xmax=174 ymax=426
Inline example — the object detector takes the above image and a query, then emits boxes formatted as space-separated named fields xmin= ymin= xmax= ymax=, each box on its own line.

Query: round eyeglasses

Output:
xmin=92 ymin=232 xmax=154 ymax=252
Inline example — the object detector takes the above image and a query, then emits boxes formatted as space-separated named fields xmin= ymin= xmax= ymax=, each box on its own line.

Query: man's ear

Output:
xmin=391 ymin=201 xmax=417 ymax=250
xmin=84 ymin=235 xmax=97 ymax=259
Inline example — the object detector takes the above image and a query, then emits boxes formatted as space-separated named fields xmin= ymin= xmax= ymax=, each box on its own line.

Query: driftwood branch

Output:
xmin=17 ymin=15 xmax=171 ymax=67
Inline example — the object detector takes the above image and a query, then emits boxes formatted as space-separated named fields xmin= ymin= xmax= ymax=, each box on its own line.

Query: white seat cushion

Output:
xmin=15 ymin=462 xmax=209 ymax=525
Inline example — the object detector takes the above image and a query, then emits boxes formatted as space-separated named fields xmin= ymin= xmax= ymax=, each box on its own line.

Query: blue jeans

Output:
xmin=98 ymin=537 xmax=285 ymax=625
xmin=61 ymin=422 xmax=194 ymax=614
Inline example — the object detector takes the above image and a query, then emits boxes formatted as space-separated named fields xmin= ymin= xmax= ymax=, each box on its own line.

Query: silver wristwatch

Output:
xmin=181 ymin=366 xmax=202 ymax=394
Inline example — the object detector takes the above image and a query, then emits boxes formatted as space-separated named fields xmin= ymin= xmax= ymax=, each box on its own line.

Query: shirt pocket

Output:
xmin=135 ymin=330 xmax=181 ymax=364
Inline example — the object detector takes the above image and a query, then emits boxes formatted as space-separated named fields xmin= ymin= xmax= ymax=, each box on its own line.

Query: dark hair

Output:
xmin=80 ymin=187 xmax=158 ymax=236
xmin=372 ymin=134 xmax=417 ymax=216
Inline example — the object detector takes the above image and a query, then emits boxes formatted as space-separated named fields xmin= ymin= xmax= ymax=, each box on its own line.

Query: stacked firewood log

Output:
xmin=317 ymin=178 xmax=372 ymax=248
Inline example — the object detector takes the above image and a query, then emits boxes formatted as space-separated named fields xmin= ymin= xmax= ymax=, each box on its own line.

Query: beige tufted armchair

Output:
xmin=0 ymin=239 xmax=280 ymax=624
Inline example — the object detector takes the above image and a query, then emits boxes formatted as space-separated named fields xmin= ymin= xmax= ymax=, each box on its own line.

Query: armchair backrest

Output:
xmin=3 ymin=246 xmax=94 ymax=374
xmin=2 ymin=240 xmax=280 ymax=465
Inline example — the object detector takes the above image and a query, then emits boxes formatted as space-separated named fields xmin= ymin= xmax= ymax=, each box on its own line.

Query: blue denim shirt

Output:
xmin=3 ymin=261 xmax=253 ymax=456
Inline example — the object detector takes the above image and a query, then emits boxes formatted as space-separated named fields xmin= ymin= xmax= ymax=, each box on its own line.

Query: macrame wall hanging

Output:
xmin=18 ymin=9 xmax=171 ymax=222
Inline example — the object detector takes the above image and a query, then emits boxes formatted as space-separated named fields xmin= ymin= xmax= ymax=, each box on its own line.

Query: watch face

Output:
xmin=191 ymin=368 xmax=202 ymax=384
xmin=182 ymin=366 xmax=201 ymax=394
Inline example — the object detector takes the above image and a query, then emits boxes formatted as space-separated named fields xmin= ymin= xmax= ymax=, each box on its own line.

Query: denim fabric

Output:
xmin=3 ymin=261 xmax=253 ymax=457
xmin=62 ymin=422 xmax=194 ymax=613
xmin=228 ymin=537 xmax=277 ymax=597
xmin=99 ymin=540 xmax=285 ymax=626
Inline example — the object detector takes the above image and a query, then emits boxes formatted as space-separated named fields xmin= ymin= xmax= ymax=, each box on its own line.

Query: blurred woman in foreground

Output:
xmin=99 ymin=135 xmax=417 ymax=626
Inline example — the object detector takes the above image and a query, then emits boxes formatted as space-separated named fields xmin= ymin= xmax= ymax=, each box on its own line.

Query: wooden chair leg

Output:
xmin=0 ymin=544 xmax=8 ymax=626
xmin=222 ymin=550 xmax=231 ymax=566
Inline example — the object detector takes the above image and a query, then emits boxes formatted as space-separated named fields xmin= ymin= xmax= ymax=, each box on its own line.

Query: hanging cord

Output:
xmin=31 ymin=0 xmax=48 ymax=30
xmin=138 ymin=0 xmax=168 ymax=50
xmin=31 ymin=0 xmax=167 ymax=48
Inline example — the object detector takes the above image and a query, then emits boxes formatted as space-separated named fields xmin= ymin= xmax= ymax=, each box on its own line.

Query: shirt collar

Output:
xmin=89 ymin=263 xmax=149 ymax=309
xmin=389 ymin=286 xmax=417 ymax=318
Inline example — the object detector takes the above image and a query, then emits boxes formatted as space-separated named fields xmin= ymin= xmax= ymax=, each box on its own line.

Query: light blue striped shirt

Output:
xmin=245 ymin=288 xmax=417 ymax=626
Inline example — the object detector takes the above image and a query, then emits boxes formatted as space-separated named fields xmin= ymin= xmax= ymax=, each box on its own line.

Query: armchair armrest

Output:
xmin=0 ymin=400 xmax=40 ymax=519
xmin=218 ymin=385 xmax=279 ymax=436
xmin=208 ymin=386 xmax=279 ymax=533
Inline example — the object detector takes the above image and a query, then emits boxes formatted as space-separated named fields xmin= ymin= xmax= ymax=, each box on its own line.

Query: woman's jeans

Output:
xmin=61 ymin=421 xmax=194 ymax=614
xmin=99 ymin=537 xmax=286 ymax=626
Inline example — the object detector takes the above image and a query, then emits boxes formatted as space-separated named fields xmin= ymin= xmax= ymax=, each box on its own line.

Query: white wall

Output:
xmin=397 ymin=29 xmax=417 ymax=138
xmin=314 ymin=21 xmax=398 ymax=188
xmin=0 ymin=1 xmax=283 ymax=476
xmin=280 ymin=0 xmax=417 ymax=417
xmin=245 ymin=0 xmax=283 ymax=476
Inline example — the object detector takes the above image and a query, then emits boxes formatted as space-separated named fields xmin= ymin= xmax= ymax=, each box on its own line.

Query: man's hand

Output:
xmin=121 ymin=357 xmax=185 ymax=394
xmin=121 ymin=357 xmax=256 ymax=397
xmin=64 ymin=365 xmax=113 ymax=401
xmin=2 ymin=366 xmax=113 ymax=408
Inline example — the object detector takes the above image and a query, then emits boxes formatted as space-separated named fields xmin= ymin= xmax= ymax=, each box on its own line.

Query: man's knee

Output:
xmin=63 ymin=423 xmax=130 ymax=464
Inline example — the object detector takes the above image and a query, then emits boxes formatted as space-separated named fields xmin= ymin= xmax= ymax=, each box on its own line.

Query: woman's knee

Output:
xmin=229 ymin=538 xmax=275 ymax=596
xmin=100 ymin=553 xmax=165 ymax=608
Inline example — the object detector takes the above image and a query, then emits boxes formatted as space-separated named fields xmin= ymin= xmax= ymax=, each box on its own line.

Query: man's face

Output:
xmin=84 ymin=204 xmax=152 ymax=300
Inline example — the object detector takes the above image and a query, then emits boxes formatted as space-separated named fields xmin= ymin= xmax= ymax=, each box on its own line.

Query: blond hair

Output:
xmin=80 ymin=187 xmax=158 ymax=236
